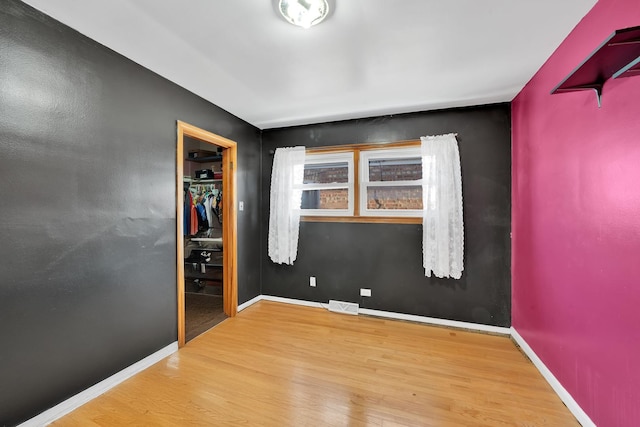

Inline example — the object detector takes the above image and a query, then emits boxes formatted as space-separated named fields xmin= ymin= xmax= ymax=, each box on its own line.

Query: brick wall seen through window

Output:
xmin=303 ymin=160 xmax=422 ymax=210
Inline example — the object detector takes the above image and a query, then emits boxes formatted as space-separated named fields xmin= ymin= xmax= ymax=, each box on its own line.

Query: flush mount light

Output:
xmin=278 ymin=0 xmax=330 ymax=29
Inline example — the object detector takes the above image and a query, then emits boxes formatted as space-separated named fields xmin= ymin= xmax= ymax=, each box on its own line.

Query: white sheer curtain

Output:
xmin=268 ymin=146 xmax=306 ymax=265
xmin=421 ymin=134 xmax=463 ymax=279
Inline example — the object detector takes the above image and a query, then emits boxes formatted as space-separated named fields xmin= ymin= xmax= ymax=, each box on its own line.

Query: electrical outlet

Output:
xmin=310 ymin=276 xmax=316 ymax=287
xmin=360 ymin=288 xmax=371 ymax=297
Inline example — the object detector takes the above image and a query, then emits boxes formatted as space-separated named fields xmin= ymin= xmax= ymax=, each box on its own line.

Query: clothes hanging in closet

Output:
xmin=184 ymin=190 xmax=192 ymax=236
xmin=204 ymin=195 xmax=214 ymax=228
xmin=196 ymin=202 xmax=208 ymax=230
xmin=190 ymin=196 xmax=198 ymax=236
xmin=185 ymin=183 xmax=222 ymax=235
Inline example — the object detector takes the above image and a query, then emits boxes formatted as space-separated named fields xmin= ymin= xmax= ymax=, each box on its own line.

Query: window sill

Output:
xmin=301 ymin=215 xmax=421 ymax=224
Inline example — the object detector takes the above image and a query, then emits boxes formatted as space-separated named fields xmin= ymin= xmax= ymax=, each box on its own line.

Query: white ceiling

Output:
xmin=22 ymin=0 xmax=596 ymax=129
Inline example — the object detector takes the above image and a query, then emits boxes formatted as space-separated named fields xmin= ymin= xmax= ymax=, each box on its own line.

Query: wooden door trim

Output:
xmin=176 ymin=121 xmax=238 ymax=347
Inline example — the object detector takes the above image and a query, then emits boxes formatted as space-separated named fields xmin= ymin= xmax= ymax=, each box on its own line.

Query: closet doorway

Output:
xmin=176 ymin=121 xmax=237 ymax=347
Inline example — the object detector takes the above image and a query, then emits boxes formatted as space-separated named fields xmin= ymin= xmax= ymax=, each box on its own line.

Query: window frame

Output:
xmin=299 ymin=151 xmax=355 ymax=217
xmin=300 ymin=140 xmax=423 ymax=224
xmin=359 ymin=146 xmax=423 ymax=218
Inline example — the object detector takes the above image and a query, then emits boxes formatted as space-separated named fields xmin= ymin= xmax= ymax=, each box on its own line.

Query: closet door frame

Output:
xmin=176 ymin=121 xmax=238 ymax=347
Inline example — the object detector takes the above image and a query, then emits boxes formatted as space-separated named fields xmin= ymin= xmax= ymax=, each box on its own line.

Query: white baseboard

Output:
xmin=237 ymin=294 xmax=263 ymax=312
xmin=261 ymin=294 xmax=323 ymax=308
xmin=510 ymin=327 xmax=595 ymax=427
xmin=359 ymin=308 xmax=510 ymax=335
xmin=259 ymin=295 xmax=509 ymax=335
xmin=20 ymin=342 xmax=178 ymax=427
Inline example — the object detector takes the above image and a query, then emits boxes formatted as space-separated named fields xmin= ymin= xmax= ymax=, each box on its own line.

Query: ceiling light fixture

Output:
xmin=278 ymin=0 xmax=329 ymax=29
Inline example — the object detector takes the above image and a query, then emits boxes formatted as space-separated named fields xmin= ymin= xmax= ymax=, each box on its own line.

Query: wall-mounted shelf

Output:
xmin=191 ymin=179 xmax=222 ymax=184
xmin=191 ymin=237 xmax=223 ymax=244
xmin=186 ymin=155 xmax=222 ymax=163
xmin=551 ymin=26 xmax=640 ymax=107
xmin=183 ymin=177 xmax=222 ymax=184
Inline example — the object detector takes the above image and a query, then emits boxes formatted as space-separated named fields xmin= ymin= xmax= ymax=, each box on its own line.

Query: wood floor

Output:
xmin=184 ymin=293 xmax=227 ymax=342
xmin=54 ymin=301 xmax=578 ymax=426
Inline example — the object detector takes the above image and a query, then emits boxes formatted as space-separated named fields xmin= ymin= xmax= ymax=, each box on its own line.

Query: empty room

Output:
xmin=1 ymin=0 xmax=639 ymax=426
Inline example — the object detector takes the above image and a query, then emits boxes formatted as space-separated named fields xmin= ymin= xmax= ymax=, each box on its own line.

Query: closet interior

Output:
xmin=183 ymin=136 xmax=227 ymax=342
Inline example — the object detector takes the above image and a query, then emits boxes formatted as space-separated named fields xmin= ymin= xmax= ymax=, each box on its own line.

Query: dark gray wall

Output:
xmin=0 ymin=2 xmax=261 ymax=425
xmin=261 ymin=105 xmax=511 ymax=327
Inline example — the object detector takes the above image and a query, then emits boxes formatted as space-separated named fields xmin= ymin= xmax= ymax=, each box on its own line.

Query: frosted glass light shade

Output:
xmin=279 ymin=0 xmax=329 ymax=29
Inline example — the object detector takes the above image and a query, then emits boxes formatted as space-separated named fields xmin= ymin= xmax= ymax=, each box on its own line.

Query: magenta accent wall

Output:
xmin=512 ymin=0 xmax=640 ymax=426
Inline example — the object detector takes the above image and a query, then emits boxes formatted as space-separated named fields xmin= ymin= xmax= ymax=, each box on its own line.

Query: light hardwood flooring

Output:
xmin=54 ymin=301 xmax=578 ymax=426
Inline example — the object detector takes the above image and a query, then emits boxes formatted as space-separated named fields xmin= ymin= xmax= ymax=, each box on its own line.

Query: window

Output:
xmin=299 ymin=152 xmax=354 ymax=216
xmin=300 ymin=141 xmax=424 ymax=223
xmin=359 ymin=147 xmax=423 ymax=217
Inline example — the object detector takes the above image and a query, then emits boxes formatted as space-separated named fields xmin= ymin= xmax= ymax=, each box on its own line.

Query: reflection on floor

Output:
xmin=185 ymin=293 xmax=227 ymax=342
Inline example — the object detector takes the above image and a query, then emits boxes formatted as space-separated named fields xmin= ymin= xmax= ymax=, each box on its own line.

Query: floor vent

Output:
xmin=328 ymin=300 xmax=359 ymax=315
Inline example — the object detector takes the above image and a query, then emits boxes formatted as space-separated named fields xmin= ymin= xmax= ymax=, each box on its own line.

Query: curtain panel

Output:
xmin=268 ymin=146 xmax=306 ymax=265
xmin=421 ymin=134 xmax=463 ymax=279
